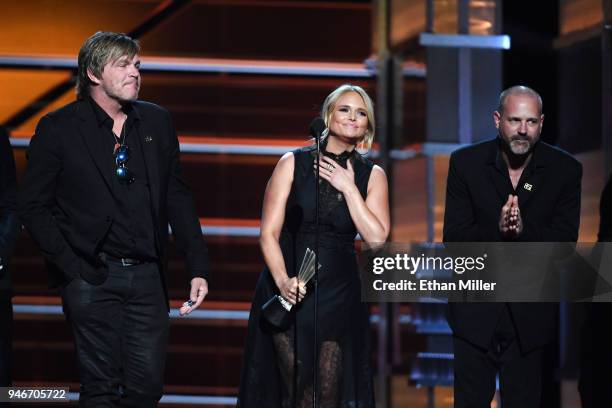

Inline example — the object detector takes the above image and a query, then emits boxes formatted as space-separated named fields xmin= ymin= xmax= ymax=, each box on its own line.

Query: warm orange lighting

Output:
xmin=431 ymin=0 xmax=497 ymax=35
xmin=199 ymin=218 xmax=260 ymax=228
xmin=560 ymin=0 xmax=603 ymax=35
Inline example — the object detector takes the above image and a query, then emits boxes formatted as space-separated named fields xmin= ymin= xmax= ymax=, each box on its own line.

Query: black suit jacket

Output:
xmin=19 ymin=99 xmax=210 ymax=302
xmin=443 ymin=138 xmax=582 ymax=351
xmin=0 ymin=128 xmax=20 ymax=295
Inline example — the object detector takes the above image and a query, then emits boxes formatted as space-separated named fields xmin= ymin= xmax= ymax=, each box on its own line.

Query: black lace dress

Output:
xmin=237 ymin=144 xmax=375 ymax=408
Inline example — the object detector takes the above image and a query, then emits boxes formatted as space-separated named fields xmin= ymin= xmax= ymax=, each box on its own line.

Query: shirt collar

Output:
xmin=88 ymin=97 xmax=140 ymax=130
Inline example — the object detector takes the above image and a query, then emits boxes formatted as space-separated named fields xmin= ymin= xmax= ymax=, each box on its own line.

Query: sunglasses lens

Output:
xmin=114 ymin=145 xmax=133 ymax=184
xmin=116 ymin=166 xmax=134 ymax=184
xmin=115 ymin=145 xmax=129 ymax=165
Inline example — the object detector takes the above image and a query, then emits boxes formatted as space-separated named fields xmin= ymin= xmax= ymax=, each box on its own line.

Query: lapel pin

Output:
xmin=144 ymin=135 xmax=153 ymax=142
xmin=523 ymin=182 xmax=533 ymax=191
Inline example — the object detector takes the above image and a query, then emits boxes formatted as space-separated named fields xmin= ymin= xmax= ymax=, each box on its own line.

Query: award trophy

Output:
xmin=261 ymin=248 xmax=321 ymax=329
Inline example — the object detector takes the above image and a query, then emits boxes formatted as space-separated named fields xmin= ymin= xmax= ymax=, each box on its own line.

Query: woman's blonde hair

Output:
xmin=320 ymin=84 xmax=375 ymax=151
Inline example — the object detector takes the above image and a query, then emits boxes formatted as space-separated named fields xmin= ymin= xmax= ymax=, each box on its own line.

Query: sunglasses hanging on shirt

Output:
xmin=112 ymin=121 xmax=134 ymax=185
xmin=114 ymin=145 xmax=135 ymax=184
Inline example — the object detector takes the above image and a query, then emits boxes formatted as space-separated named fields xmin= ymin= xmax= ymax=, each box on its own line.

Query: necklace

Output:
xmin=112 ymin=120 xmax=126 ymax=154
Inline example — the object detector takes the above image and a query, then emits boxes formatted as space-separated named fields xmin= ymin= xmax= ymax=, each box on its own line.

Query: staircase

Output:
xmin=2 ymin=1 xmax=429 ymax=406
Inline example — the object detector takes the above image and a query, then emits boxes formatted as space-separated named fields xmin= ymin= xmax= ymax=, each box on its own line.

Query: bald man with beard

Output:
xmin=443 ymin=86 xmax=582 ymax=407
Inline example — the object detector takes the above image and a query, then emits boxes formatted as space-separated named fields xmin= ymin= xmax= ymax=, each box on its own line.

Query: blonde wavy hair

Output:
xmin=76 ymin=32 xmax=140 ymax=100
xmin=320 ymin=84 xmax=375 ymax=152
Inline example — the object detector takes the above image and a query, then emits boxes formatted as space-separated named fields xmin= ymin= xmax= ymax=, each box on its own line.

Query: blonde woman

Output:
xmin=238 ymin=84 xmax=390 ymax=407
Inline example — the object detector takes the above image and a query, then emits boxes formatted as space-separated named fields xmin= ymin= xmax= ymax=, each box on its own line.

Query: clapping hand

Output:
xmin=499 ymin=194 xmax=523 ymax=237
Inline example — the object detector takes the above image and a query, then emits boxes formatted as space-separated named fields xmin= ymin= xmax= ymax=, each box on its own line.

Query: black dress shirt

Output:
xmin=89 ymin=98 xmax=157 ymax=261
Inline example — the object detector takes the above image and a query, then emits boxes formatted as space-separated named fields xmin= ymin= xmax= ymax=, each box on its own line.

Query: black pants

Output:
xmin=61 ymin=262 xmax=169 ymax=408
xmin=453 ymin=307 xmax=543 ymax=408
xmin=579 ymin=303 xmax=612 ymax=407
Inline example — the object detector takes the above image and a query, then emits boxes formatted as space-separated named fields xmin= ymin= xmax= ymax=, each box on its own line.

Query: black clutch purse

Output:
xmin=261 ymin=248 xmax=320 ymax=330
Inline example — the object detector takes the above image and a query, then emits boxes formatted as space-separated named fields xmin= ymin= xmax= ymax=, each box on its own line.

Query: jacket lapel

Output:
xmin=516 ymin=144 xmax=544 ymax=207
xmin=516 ymin=171 xmax=540 ymax=207
xmin=134 ymin=106 xmax=160 ymax=220
xmin=76 ymin=101 xmax=115 ymax=195
xmin=486 ymin=141 xmax=512 ymax=203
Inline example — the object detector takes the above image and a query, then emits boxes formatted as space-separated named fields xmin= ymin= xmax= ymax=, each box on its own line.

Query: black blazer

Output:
xmin=443 ymin=138 xmax=582 ymax=351
xmin=0 ymin=128 xmax=20 ymax=295
xmin=19 ymin=99 xmax=210 ymax=302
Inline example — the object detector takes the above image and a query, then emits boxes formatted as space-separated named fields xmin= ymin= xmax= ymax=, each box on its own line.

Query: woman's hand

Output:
xmin=314 ymin=155 xmax=357 ymax=194
xmin=277 ymin=276 xmax=307 ymax=305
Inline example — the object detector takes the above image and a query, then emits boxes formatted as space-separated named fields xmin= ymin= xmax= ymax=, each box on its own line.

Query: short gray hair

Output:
xmin=497 ymin=85 xmax=543 ymax=115
xmin=320 ymin=84 xmax=376 ymax=151
xmin=76 ymin=32 xmax=140 ymax=99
